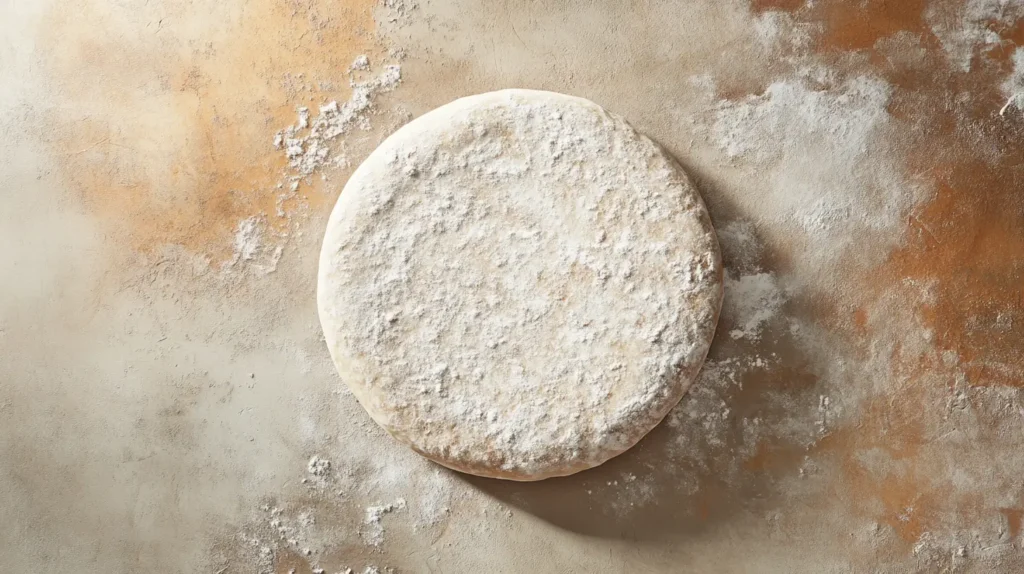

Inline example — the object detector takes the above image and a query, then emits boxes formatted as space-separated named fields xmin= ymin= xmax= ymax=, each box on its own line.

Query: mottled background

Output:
xmin=3 ymin=0 xmax=1024 ymax=572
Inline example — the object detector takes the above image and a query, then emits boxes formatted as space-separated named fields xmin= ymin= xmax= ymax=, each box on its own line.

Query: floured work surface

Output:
xmin=3 ymin=0 xmax=1024 ymax=572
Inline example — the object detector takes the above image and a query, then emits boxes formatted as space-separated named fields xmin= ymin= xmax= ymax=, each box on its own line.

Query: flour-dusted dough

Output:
xmin=318 ymin=90 xmax=722 ymax=480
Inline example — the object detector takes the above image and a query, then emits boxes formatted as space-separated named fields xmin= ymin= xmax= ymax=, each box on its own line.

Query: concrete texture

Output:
xmin=3 ymin=0 xmax=1024 ymax=572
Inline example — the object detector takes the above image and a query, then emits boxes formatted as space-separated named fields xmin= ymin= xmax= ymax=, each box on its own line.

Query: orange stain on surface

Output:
xmin=816 ymin=377 xmax=947 ymax=541
xmin=1003 ymin=508 xmax=1024 ymax=539
xmin=813 ymin=0 xmax=930 ymax=52
xmin=39 ymin=0 xmax=380 ymax=261
xmin=749 ymin=0 xmax=804 ymax=14
xmin=750 ymin=0 xmax=932 ymax=53
xmin=743 ymin=0 xmax=1024 ymax=551
xmin=886 ymin=162 xmax=1024 ymax=387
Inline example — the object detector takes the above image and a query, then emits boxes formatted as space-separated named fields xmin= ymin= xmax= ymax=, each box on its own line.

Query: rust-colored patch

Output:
xmin=750 ymin=0 xmax=932 ymax=54
xmin=748 ymin=0 xmax=1024 ymax=552
xmin=886 ymin=163 xmax=1024 ymax=387
xmin=812 ymin=0 xmax=930 ymax=52
xmin=826 ymin=118 xmax=1024 ymax=546
xmin=852 ymin=307 xmax=869 ymax=332
xmin=1001 ymin=18 xmax=1024 ymax=48
xmin=815 ymin=376 xmax=945 ymax=542
xmin=39 ymin=0 xmax=380 ymax=262
xmin=1003 ymin=508 xmax=1024 ymax=539
xmin=877 ymin=34 xmax=1024 ymax=386
xmin=749 ymin=0 xmax=804 ymax=15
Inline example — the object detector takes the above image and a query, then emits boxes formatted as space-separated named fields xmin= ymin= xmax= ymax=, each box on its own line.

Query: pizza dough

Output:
xmin=318 ymin=90 xmax=722 ymax=480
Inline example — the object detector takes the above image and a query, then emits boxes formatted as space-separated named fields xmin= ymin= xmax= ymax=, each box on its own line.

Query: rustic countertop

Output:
xmin=2 ymin=0 xmax=1023 ymax=572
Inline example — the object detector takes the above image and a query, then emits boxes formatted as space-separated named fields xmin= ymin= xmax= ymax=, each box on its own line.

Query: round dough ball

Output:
xmin=318 ymin=90 xmax=722 ymax=480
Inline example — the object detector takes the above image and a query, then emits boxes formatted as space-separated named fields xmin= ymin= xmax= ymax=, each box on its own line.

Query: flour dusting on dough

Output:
xmin=319 ymin=89 xmax=723 ymax=480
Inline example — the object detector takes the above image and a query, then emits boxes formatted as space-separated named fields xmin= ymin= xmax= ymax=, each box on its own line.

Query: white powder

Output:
xmin=1000 ymin=47 xmax=1024 ymax=115
xmin=362 ymin=498 xmax=407 ymax=547
xmin=379 ymin=0 xmax=419 ymax=24
xmin=350 ymin=55 xmax=370 ymax=71
xmin=699 ymin=71 xmax=929 ymax=279
xmin=365 ymin=498 xmax=407 ymax=523
xmin=250 ymin=506 xmax=316 ymax=573
xmin=664 ymin=353 xmax=778 ymax=486
xmin=275 ymin=57 xmax=401 ymax=184
xmin=234 ymin=531 xmax=276 ymax=574
xmin=237 ymin=438 xmax=467 ymax=574
xmin=709 ymin=75 xmax=906 ymax=238
xmin=710 ymin=75 xmax=891 ymax=165
xmin=226 ymin=216 xmax=284 ymax=274
xmin=231 ymin=216 xmax=262 ymax=263
xmin=723 ymin=272 xmax=785 ymax=341
xmin=223 ymin=57 xmax=402 ymax=276
xmin=928 ymin=0 xmax=1024 ymax=72
xmin=411 ymin=468 xmax=453 ymax=527
xmin=307 ymin=455 xmax=331 ymax=477
xmin=716 ymin=220 xmax=763 ymax=271
xmin=753 ymin=10 xmax=811 ymax=51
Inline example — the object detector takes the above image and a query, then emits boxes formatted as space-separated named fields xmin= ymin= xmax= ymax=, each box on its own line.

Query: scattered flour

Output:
xmin=275 ymin=57 xmax=402 ymax=183
xmin=363 ymin=498 xmax=407 ymax=547
xmin=753 ymin=10 xmax=812 ymax=51
xmin=723 ymin=272 xmax=785 ymax=341
xmin=708 ymin=75 xmax=913 ymax=238
xmin=716 ymin=220 xmax=763 ymax=272
xmin=223 ymin=56 xmax=404 ymax=275
xmin=308 ymin=455 xmax=332 ymax=478
xmin=697 ymin=69 xmax=930 ymax=281
xmin=232 ymin=217 xmax=262 ymax=263
xmin=226 ymin=216 xmax=284 ymax=275
xmin=350 ymin=55 xmax=371 ymax=71
xmin=928 ymin=0 xmax=1024 ymax=72
xmin=245 ymin=493 xmax=407 ymax=573
xmin=1000 ymin=46 xmax=1024 ymax=115
xmin=379 ymin=0 xmax=419 ymax=24
xmin=260 ymin=504 xmax=326 ymax=561
xmin=412 ymin=468 xmax=454 ymax=527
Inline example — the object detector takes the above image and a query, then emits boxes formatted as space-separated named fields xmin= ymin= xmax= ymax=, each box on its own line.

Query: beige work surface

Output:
xmin=3 ymin=1 xmax=1024 ymax=572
